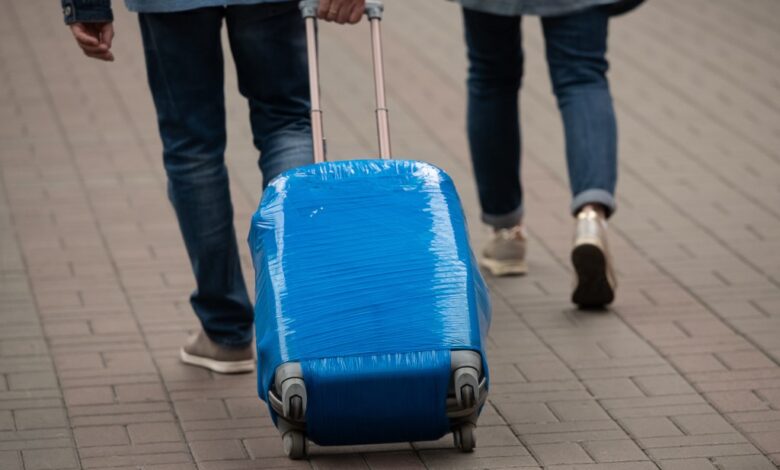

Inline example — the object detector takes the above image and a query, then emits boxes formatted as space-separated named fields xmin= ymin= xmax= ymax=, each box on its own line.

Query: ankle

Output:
xmin=577 ymin=204 xmax=606 ymax=219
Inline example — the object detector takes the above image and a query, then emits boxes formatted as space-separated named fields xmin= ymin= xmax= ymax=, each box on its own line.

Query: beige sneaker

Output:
xmin=180 ymin=331 xmax=255 ymax=374
xmin=479 ymin=225 xmax=528 ymax=276
xmin=571 ymin=207 xmax=616 ymax=308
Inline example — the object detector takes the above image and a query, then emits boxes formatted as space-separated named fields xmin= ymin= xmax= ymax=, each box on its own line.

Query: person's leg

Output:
xmin=542 ymin=7 xmax=617 ymax=307
xmin=542 ymin=7 xmax=617 ymax=216
xmin=139 ymin=9 xmax=255 ymax=351
xmin=225 ymin=1 xmax=313 ymax=188
xmin=462 ymin=8 xmax=528 ymax=276
xmin=463 ymin=7 xmax=524 ymax=228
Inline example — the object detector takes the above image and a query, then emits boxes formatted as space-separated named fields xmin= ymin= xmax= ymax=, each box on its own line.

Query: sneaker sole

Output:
xmin=479 ymin=257 xmax=528 ymax=277
xmin=571 ymin=243 xmax=614 ymax=308
xmin=180 ymin=348 xmax=255 ymax=374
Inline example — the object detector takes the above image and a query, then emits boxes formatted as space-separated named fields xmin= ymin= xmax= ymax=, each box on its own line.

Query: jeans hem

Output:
xmin=482 ymin=205 xmax=523 ymax=229
xmin=571 ymin=189 xmax=616 ymax=217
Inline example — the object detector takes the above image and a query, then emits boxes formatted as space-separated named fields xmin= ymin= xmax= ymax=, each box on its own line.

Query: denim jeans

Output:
xmin=463 ymin=6 xmax=617 ymax=228
xmin=139 ymin=1 xmax=313 ymax=348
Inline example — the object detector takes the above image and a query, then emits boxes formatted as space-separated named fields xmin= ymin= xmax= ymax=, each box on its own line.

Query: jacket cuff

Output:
xmin=62 ymin=0 xmax=113 ymax=24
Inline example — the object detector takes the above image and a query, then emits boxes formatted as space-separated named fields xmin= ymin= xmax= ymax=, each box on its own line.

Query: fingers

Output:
xmin=70 ymin=23 xmax=100 ymax=47
xmin=100 ymin=23 xmax=114 ymax=49
xmin=317 ymin=0 xmax=332 ymax=20
xmin=318 ymin=0 xmax=365 ymax=24
xmin=70 ymin=22 xmax=115 ymax=61
xmin=84 ymin=49 xmax=114 ymax=61
xmin=347 ymin=2 xmax=363 ymax=24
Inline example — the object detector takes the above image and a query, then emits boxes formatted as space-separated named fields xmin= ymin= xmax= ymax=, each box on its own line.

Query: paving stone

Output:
xmin=713 ymin=454 xmax=777 ymax=470
xmin=704 ymin=391 xmax=769 ymax=412
xmin=749 ymin=431 xmax=780 ymax=454
xmin=173 ymin=400 xmax=229 ymax=421
xmin=494 ymin=402 xmax=558 ymax=424
xmin=528 ymin=442 xmax=592 ymax=465
xmin=583 ymin=378 xmax=645 ymax=399
xmin=0 ymin=410 xmax=14 ymax=431
xmin=581 ymin=440 xmax=648 ymax=463
xmin=0 ymin=451 xmax=23 ymax=470
xmin=619 ymin=417 xmax=683 ymax=438
xmin=189 ymin=439 xmax=246 ymax=461
xmin=64 ymin=386 xmax=115 ymax=406
xmin=658 ymin=459 xmax=717 ymax=470
xmin=671 ymin=413 xmax=736 ymax=435
xmin=127 ymin=422 xmax=182 ymax=444
xmin=22 ymin=447 xmax=79 ymax=470
xmin=73 ymin=425 xmax=130 ymax=447
xmin=548 ymin=401 xmax=611 ymax=422
xmin=13 ymin=408 xmax=69 ymax=430
xmin=114 ymin=383 xmax=167 ymax=403
xmin=7 ymin=371 xmax=58 ymax=390
xmin=632 ymin=375 xmax=696 ymax=396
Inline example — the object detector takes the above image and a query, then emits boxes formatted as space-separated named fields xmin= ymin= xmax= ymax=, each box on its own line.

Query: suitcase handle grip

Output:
xmin=300 ymin=0 xmax=384 ymax=19
xmin=299 ymin=1 xmax=391 ymax=163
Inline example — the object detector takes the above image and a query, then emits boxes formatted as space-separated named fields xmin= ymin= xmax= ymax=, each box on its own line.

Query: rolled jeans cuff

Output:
xmin=571 ymin=189 xmax=616 ymax=218
xmin=482 ymin=205 xmax=523 ymax=229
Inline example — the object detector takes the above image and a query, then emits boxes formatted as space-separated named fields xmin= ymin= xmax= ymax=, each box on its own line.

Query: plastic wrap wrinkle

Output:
xmin=249 ymin=160 xmax=490 ymax=443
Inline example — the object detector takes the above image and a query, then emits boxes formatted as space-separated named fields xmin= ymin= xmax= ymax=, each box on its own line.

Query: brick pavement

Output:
xmin=1 ymin=0 xmax=779 ymax=468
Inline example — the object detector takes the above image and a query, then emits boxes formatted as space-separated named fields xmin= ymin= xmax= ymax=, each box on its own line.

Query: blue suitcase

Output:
xmin=248 ymin=1 xmax=491 ymax=459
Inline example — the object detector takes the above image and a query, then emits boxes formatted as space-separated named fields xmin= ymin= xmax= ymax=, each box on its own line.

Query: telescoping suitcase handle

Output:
xmin=299 ymin=0 xmax=391 ymax=163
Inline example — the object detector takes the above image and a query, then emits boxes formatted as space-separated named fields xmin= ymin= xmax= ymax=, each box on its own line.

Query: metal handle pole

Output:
xmin=369 ymin=17 xmax=391 ymax=159
xmin=304 ymin=16 xmax=326 ymax=163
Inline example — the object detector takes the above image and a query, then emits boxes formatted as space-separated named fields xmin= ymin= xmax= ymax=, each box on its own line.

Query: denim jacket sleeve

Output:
xmin=61 ymin=0 xmax=113 ymax=24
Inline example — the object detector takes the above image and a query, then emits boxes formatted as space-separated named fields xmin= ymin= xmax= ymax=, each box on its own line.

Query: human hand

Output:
xmin=69 ymin=22 xmax=115 ymax=61
xmin=318 ymin=0 xmax=365 ymax=24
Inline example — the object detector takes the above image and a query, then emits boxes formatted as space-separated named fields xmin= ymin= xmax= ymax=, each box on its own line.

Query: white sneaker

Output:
xmin=571 ymin=207 xmax=616 ymax=308
xmin=180 ymin=331 xmax=255 ymax=374
xmin=479 ymin=225 xmax=528 ymax=276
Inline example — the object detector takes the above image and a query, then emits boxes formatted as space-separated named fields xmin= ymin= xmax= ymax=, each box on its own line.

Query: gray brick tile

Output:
xmin=749 ymin=431 xmax=780 ymax=454
xmin=713 ymin=455 xmax=777 ymax=470
xmin=74 ymin=425 xmax=130 ymax=447
xmin=620 ymin=417 xmax=683 ymax=439
xmin=548 ymin=401 xmax=611 ymax=422
xmin=189 ymin=439 xmax=246 ymax=461
xmin=13 ymin=408 xmax=69 ymax=430
xmin=0 ymin=451 xmax=23 ymax=470
xmin=0 ymin=410 xmax=14 ymax=431
xmin=704 ymin=391 xmax=770 ymax=412
xmin=494 ymin=402 xmax=558 ymax=424
xmin=64 ymin=386 xmax=115 ymax=406
xmin=583 ymin=378 xmax=645 ymax=399
xmin=127 ymin=422 xmax=182 ymax=444
xmin=647 ymin=443 xmax=760 ymax=460
xmin=174 ymin=400 xmax=229 ymax=421
xmin=363 ymin=451 xmax=426 ymax=470
xmin=7 ymin=371 xmax=58 ymax=390
xmin=671 ymin=414 xmax=737 ymax=435
xmin=581 ymin=440 xmax=648 ymax=463
xmin=114 ymin=383 xmax=167 ymax=403
xmin=658 ymin=459 xmax=717 ymax=470
xmin=22 ymin=448 xmax=79 ymax=470
xmin=81 ymin=453 xmax=193 ymax=469
xmin=632 ymin=375 xmax=696 ymax=396
xmin=528 ymin=442 xmax=592 ymax=465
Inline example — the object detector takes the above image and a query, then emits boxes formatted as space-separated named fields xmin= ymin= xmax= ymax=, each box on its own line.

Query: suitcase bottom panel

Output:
xmin=268 ymin=349 xmax=487 ymax=458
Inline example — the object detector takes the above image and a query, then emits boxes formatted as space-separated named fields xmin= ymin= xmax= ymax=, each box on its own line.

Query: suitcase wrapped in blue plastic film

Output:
xmin=248 ymin=160 xmax=491 ymax=454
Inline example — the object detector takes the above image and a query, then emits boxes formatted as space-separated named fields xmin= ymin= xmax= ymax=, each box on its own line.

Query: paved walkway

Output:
xmin=2 ymin=1 xmax=780 ymax=469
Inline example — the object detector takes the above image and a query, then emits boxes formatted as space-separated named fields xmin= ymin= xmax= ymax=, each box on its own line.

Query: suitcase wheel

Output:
xmin=453 ymin=423 xmax=476 ymax=452
xmin=283 ymin=430 xmax=307 ymax=459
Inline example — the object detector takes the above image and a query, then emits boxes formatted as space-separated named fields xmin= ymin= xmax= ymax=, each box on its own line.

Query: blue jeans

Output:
xmin=463 ymin=6 xmax=617 ymax=228
xmin=139 ymin=1 xmax=313 ymax=348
